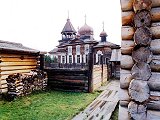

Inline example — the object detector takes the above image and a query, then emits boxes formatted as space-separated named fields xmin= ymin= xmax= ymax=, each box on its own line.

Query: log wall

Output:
xmin=0 ymin=53 xmax=39 ymax=94
xmin=120 ymin=0 xmax=160 ymax=119
xmin=45 ymin=69 xmax=89 ymax=92
xmin=92 ymin=65 xmax=108 ymax=91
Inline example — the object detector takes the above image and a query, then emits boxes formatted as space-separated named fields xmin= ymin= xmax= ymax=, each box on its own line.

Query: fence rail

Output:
xmin=45 ymin=63 xmax=88 ymax=69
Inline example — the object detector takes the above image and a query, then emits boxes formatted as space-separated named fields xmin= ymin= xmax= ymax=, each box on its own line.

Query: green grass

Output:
xmin=0 ymin=90 xmax=100 ymax=120
xmin=110 ymin=104 xmax=119 ymax=120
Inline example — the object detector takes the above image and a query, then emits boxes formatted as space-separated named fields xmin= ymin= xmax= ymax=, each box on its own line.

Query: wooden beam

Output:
xmin=121 ymin=0 xmax=160 ymax=12
xmin=0 ymin=61 xmax=37 ymax=66
xmin=0 ymin=69 xmax=32 ymax=75
xmin=121 ymin=55 xmax=134 ymax=69
xmin=121 ymin=40 xmax=135 ymax=55
xmin=121 ymin=26 xmax=135 ymax=40
xmin=0 ymin=66 xmax=37 ymax=71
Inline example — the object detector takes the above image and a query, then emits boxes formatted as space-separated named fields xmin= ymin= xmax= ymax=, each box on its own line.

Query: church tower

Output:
xmin=100 ymin=22 xmax=107 ymax=42
xmin=61 ymin=15 xmax=76 ymax=41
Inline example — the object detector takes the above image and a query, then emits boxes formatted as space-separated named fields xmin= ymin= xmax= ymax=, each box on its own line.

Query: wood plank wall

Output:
xmin=92 ymin=65 xmax=108 ymax=91
xmin=120 ymin=0 xmax=160 ymax=119
xmin=0 ymin=53 xmax=39 ymax=93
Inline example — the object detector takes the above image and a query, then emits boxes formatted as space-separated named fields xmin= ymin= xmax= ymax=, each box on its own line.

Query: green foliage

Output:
xmin=0 ymin=90 xmax=99 ymax=120
xmin=44 ymin=55 xmax=52 ymax=63
xmin=110 ymin=104 xmax=119 ymax=120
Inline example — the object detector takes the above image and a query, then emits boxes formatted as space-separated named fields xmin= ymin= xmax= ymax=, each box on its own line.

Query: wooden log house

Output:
xmin=0 ymin=40 xmax=42 ymax=94
xmin=120 ymin=0 xmax=160 ymax=119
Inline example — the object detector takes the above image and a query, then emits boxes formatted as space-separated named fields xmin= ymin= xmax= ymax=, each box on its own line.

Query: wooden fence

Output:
xmin=45 ymin=68 xmax=89 ymax=92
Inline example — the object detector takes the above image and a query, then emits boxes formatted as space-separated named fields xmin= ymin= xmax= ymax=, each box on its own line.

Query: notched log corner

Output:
xmin=129 ymin=80 xmax=150 ymax=102
xmin=131 ymin=62 xmax=151 ymax=81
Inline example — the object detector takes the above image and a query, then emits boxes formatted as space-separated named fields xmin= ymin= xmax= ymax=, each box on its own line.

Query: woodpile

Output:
xmin=120 ymin=0 xmax=160 ymax=119
xmin=6 ymin=70 xmax=47 ymax=101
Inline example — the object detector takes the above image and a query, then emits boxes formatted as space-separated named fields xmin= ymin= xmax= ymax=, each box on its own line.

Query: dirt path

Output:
xmin=72 ymin=80 xmax=119 ymax=120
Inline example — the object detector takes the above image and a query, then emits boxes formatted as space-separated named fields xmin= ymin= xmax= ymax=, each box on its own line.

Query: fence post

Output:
xmin=88 ymin=46 xmax=94 ymax=93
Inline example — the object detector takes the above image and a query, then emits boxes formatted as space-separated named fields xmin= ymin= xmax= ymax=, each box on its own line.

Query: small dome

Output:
xmin=78 ymin=24 xmax=93 ymax=35
xmin=100 ymin=30 xmax=107 ymax=37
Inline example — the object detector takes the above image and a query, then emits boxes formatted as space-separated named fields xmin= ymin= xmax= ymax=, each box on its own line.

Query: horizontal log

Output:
xmin=122 ymin=8 xmax=160 ymax=26
xmin=122 ymin=24 xmax=160 ymax=40
xmin=0 ymin=66 xmax=37 ymax=71
xmin=120 ymin=72 xmax=132 ymax=89
xmin=119 ymin=100 xmax=129 ymax=107
xmin=0 ymin=57 xmax=37 ymax=62
xmin=0 ymin=61 xmax=37 ymax=66
xmin=119 ymin=88 xmax=130 ymax=101
xmin=150 ymin=39 xmax=160 ymax=54
xmin=131 ymin=63 xmax=151 ymax=81
xmin=121 ymin=26 xmax=135 ymax=40
xmin=133 ymin=0 xmax=152 ymax=13
xmin=151 ymin=22 xmax=160 ymax=39
xmin=148 ymin=72 xmax=160 ymax=91
xmin=121 ymin=0 xmax=160 ymax=11
xmin=147 ymin=110 xmax=160 ymax=119
xmin=129 ymin=80 xmax=150 ymax=102
xmin=150 ymin=56 xmax=160 ymax=72
xmin=118 ymin=105 xmax=130 ymax=120
xmin=121 ymin=40 xmax=134 ymax=55
xmin=147 ymin=100 xmax=160 ymax=110
xmin=0 ymin=69 xmax=32 ymax=75
xmin=121 ymin=69 xmax=131 ymax=74
xmin=132 ymin=46 xmax=152 ymax=63
xmin=122 ymin=11 xmax=134 ymax=26
xmin=128 ymin=101 xmax=147 ymax=120
xmin=121 ymin=55 xmax=134 ymax=69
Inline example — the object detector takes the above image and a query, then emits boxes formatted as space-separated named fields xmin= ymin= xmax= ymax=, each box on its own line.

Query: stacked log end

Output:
xmin=6 ymin=70 xmax=47 ymax=101
xmin=120 ymin=0 xmax=160 ymax=119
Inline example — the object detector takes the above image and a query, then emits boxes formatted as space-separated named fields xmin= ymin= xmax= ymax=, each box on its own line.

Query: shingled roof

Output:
xmin=0 ymin=40 xmax=39 ymax=53
xmin=61 ymin=19 xmax=76 ymax=33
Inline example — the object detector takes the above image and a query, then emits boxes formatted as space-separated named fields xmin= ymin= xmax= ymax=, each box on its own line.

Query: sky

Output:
xmin=0 ymin=0 xmax=122 ymax=52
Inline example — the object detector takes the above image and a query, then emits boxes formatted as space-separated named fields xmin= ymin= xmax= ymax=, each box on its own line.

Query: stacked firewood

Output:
xmin=6 ymin=70 xmax=47 ymax=100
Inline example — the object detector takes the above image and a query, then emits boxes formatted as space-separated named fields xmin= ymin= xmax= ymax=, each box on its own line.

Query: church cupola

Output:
xmin=100 ymin=22 xmax=107 ymax=42
xmin=78 ymin=15 xmax=94 ymax=40
xmin=61 ymin=14 xmax=76 ymax=41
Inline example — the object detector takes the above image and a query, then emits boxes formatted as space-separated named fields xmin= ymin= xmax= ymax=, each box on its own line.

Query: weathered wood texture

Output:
xmin=148 ymin=72 xmax=160 ymax=90
xmin=121 ymin=0 xmax=160 ymax=12
xmin=92 ymin=65 xmax=108 ymax=91
xmin=0 ymin=53 xmax=39 ymax=94
xmin=121 ymin=40 xmax=134 ymax=55
xmin=129 ymin=80 xmax=150 ymax=102
xmin=122 ymin=8 xmax=160 ymax=26
xmin=122 ymin=24 xmax=160 ymax=40
xmin=134 ymin=27 xmax=152 ymax=45
xmin=133 ymin=0 xmax=152 ymax=13
xmin=132 ymin=46 xmax=152 ymax=63
xmin=6 ymin=70 xmax=47 ymax=101
xmin=134 ymin=10 xmax=151 ymax=27
xmin=128 ymin=101 xmax=147 ymax=120
xmin=121 ymin=55 xmax=134 ymax=69
xmin=45 ymin=69 xmax=89 ymax=92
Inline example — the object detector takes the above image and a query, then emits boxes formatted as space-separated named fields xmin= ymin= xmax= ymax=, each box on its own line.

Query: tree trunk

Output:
xmin=129 ymin=80 xmax=150 ymax=102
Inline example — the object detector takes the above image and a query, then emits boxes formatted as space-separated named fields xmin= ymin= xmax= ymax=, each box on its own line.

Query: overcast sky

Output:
xmin=0 ymin=0 xmax=121 ymax=52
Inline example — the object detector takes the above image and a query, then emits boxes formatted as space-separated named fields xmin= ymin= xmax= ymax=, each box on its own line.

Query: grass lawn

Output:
xmin=0 ymin=90 xmax=100 ymax=120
